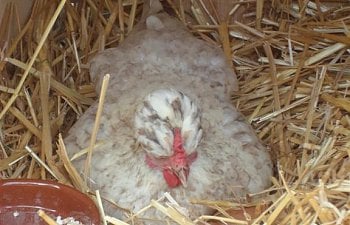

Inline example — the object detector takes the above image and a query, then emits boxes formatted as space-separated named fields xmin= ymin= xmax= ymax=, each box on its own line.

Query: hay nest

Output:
xmin=0 ymin=0 xmax=349 ymax=224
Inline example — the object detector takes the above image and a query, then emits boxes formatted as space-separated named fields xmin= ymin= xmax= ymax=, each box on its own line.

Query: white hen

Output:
xmin=64 ymin=0 xmax=272 ymax=222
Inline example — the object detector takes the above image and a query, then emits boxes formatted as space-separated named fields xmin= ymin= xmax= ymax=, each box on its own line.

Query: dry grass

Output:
xmin=0 ymin=0 xmax=349 ymax=224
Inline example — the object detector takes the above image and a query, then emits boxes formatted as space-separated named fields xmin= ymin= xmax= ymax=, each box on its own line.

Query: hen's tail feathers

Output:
xmin=141 ymin=0 xmax=164 ymax=20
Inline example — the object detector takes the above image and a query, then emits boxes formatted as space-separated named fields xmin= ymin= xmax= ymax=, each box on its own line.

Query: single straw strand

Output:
xmin=84 ymin=74 xmax=110 ymax=183
xmin=25 ymin=146 xmax=58 ymax=180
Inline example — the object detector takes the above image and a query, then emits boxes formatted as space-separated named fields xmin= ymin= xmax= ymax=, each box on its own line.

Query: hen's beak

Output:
xmin=176 ymin=168 xmax=188 ymax=188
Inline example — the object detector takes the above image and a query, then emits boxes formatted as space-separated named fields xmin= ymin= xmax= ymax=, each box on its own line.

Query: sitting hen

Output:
xmin=64 ymin=0 xmax=272 ymax=222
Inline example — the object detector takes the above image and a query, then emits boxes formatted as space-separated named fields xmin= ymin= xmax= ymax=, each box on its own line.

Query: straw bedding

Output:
xmin=0 ymin=0 xmax=349 ymax=224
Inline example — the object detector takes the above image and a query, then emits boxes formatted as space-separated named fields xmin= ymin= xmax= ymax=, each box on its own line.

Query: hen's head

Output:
xmin=135 ymin=89 xmax=202 ymax=188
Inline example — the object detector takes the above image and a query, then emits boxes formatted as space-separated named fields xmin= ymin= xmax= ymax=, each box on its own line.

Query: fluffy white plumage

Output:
xmin=64 ymin=0 xmax=272 ymax=223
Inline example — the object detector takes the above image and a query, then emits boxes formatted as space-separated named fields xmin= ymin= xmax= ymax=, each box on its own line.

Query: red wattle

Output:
xmin=163 ymin=169 xmax=181 ymax=188
xmin=145 ymin=128 xmax=198 ymax=188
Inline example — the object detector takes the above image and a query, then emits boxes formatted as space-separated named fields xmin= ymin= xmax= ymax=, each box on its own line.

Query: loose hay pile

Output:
xmin=0 ymin=0 xmax=349 ymax=224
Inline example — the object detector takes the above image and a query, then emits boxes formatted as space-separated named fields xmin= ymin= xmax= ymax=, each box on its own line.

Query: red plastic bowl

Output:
xmin=0 ymin=179 xmax=101 ymax=225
